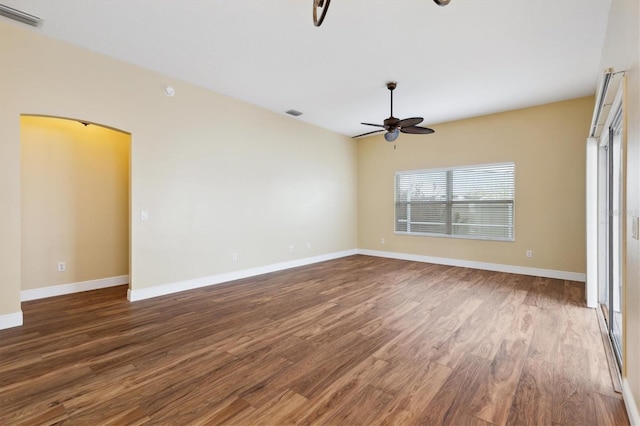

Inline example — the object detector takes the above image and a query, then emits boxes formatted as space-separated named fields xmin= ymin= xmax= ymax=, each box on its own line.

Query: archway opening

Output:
xmin=20 ymin=115 xmax=131 ymax=302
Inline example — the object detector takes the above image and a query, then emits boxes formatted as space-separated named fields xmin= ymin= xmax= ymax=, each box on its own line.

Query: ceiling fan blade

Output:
xmin=397 ymin=117 xmax=424 ymax=128
xmin=361 ymin=122 xmax=386 ymax=128
xmin=400 ymin=126 xmax=435 ymax=135
xmin=352 ymin=129 xmax=385 ymax=138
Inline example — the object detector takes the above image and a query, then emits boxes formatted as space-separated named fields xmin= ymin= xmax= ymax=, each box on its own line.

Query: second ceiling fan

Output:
xmin=353 ymin=82 xmax=435 ymax=142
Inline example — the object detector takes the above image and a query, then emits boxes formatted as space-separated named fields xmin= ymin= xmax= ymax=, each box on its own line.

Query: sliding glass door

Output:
xmin=599 ymin=101 xmax=624 ymax=369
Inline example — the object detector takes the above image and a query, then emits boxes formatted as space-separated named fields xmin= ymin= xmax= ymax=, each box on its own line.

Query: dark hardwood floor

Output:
xmin=0 ymin=255 xmax=629 ymax=425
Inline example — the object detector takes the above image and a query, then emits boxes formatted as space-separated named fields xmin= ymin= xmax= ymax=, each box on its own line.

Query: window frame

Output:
xmin=394 ymin=162 xmax=515 ymax=242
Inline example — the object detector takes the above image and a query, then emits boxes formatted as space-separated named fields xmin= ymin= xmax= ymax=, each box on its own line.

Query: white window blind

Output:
xmin=395 ymin=163 xmax=515 ymax=241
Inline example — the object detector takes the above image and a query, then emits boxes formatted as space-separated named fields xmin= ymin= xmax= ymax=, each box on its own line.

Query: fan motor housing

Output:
xmin=384 ymin=117 xmax=399 ymax=129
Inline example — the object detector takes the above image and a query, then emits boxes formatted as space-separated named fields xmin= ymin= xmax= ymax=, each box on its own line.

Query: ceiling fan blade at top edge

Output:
xmin=361 ymin=122 xmax=385 ymax=128
xmin=397 ymin=117 xmax=424 ymax=128
xmin=352 ymin=129 xmax=385 ymax=138
xmin=400 ymin=126 xmax=435 ymax=135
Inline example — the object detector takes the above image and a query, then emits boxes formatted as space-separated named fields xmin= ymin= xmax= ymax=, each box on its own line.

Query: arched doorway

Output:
xmin=20 ymin=115 xmax=131 ymax=301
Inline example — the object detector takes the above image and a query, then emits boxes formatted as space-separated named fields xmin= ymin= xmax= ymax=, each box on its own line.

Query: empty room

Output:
xmin=0 ymin=1 xmax=638 ymax=425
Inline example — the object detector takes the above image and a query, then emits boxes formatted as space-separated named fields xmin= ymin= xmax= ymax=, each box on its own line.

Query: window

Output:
xmin=395 ymin=163 xmax=514 ymax=241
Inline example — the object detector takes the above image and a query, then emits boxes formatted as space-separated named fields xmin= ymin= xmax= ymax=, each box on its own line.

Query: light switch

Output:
xmin=141 ymin=210 xmax=149 ymax=221
xmin=633 ymin=216 xmax=639 ymax=240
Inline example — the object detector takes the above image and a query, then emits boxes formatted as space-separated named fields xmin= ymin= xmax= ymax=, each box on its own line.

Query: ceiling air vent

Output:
xmin=0 ymin=4 xmax=42 ymax=27
xmin=286 ymin=110 xmax=303 ymax=117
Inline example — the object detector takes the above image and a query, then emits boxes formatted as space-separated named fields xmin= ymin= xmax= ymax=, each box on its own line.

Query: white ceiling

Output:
xmin=2 ymin=0 xmax=611 ymax=137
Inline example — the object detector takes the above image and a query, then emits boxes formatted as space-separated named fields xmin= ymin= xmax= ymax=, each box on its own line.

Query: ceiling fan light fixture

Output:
xmin=385 ymin=129 xmax=400 ymax=142
xmin=353 ymin=82 xmax=435 ymax=140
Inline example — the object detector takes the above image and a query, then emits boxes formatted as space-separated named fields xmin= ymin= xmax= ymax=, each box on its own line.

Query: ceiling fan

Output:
xmin=353 ymin=82 xmax=435 ymax=142
xmin=313 ymin=0 xmax=451 ymax=27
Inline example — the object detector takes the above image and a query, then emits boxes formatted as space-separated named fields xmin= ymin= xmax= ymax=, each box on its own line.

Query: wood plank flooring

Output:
xmin=0 ymin=255 xmax=629 ymax=425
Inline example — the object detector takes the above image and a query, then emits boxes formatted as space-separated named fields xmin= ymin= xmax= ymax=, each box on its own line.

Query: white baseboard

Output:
xmin=21 ymin=275 xmax=130 ymax=302
xmin=14 ymin=249 xmax=585 ymax=305
xmin=357 ymin=249 xmax=586 ymax=282
xmin=0 ymin=311 xmax=23 ymax=330
xmin=128 ymin=248 xmax=585 ymax=302
xmin=623 ymin=379 xmax=640 ymax=426
xmin=127 ymin=249 xmax=358 ymax=302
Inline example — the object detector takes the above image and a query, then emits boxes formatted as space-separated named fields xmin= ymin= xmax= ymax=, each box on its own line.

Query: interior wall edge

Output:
xmin=358 ymin=249 xmax=586 ymax=282
xmin=585 ymin=136 xmax=599 ymax=307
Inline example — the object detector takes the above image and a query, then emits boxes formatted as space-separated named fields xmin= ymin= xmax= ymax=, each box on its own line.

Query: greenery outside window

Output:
xmin=395 ymin=163 xmax=515 ymax=241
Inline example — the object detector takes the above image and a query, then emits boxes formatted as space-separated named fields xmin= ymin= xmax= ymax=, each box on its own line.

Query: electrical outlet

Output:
xmin=380 ymin=238 xmax=385 ymax=245
xmin=289 ymin=244 xmax=294 ymax=252
xmin=57 ymin=262 xmax=66 ymax=272
xmin=526 ymin=250 xmax=533 ymax=258
xmin=232 ymin=252 xmax=238 ymax=261
xmin=306 ymin=242 xmax=311 ymax=250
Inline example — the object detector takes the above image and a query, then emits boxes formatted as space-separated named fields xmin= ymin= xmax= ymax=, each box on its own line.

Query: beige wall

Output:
xmin=21 ymin=116 xmax=130 ymax=290
xmin=0 ymin=4 xmax=636 ymax=413
xmin=0 ymin=22 xmax=357 ymax=318
xmin=358 ymin=97 xmax=593 ymax=274
xmin=599 ymin=0 xmax=640 ymax=413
